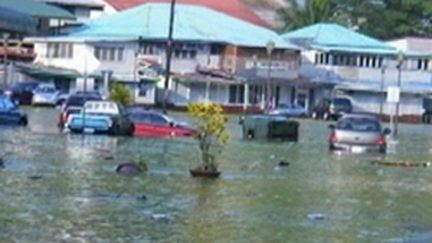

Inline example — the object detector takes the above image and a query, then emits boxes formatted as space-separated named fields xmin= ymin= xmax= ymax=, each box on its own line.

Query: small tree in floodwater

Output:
xmin=187 ymin=103 xmax=230 ymax=176
xmin=109 ymin=82 xmax=133 ymax=106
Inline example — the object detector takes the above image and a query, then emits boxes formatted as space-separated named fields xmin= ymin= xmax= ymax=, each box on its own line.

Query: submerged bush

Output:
xmin=187 ymin=103 xmax=230 ymax=172
xmin=109 ymin=82 xmax=133 ymax=106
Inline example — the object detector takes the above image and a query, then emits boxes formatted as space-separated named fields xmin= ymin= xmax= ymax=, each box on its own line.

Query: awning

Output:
xmin=336 ymin=80 xmax=432 ymax=94
xmin=0 ymin=6 xmax=36 ymax=34
xmin=175 ymin=73 xmax=241 ymax=85
xmin=0 ymin=0 xmax=75 ymax=20
xmin=17 ymin=63 xmax=92 ymax=79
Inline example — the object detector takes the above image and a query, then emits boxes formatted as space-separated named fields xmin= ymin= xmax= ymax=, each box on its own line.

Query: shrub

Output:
xmin=109 ymin=82 xmax=133 ymax=106
xmin=187 ymin=103 xmax=230 ymax=172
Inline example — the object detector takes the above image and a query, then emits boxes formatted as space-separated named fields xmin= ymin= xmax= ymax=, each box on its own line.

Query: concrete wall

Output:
xmin=388 ymin=38 xmax=432 ymax=53
xmin=350 ymin=92 xmax=424 ymax=116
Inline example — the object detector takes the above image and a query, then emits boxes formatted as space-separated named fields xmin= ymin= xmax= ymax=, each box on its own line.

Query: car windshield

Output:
xmin=10 ymin=83 xmax=36 ymax=91
xmin=336 ymin=117 xmax=381 ymax=132
xmin=333 ymin=98 xmax=351 ymax=107
xmin=0 ymin=96 xmax=15 ymax=110
xmin=131 ymin=113 xmax=170 ymax=125
xmin=66 ymin=96 xmax=101 ymax=107
xmin=278 ymin=104 xmax=291 ymax=109
xmin=35 ymin=87 xmax=56 ymax=93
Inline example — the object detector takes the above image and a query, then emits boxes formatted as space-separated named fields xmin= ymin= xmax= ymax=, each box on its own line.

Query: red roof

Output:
xmin=103 ymin=0 xmax=270 ymax=27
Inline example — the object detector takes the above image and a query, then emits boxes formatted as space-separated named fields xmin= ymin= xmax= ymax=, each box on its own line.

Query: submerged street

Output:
xmin=1 ymin=108 xmax=432 ymax=242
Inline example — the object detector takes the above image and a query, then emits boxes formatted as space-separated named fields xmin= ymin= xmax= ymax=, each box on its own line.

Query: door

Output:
xmin=296 ymin=89 xmax=309 ymax=110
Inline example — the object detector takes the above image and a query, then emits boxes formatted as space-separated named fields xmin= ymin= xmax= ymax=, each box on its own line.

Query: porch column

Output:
xmin=243 ymin=83 xmax=249 ymax=111
xmin=260 ymin=83 xmax=266 ymax=110
xmin=205 ymin=80 xmax=210 ymax=103
xmin=101 ymin=70 xmax=112 ymax=97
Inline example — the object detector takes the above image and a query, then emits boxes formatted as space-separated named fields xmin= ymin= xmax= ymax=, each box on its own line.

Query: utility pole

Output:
xmin=2 ymin=33 xmax=10 ymax=88
xmin=379 ymin=65 xmax=386 ymax=116
xmin=394 ymin=51 xmax=404 ymax=137
xmin=162 ymin=0 xmax=176 ymax=114
xmin=265 ymin=41 xmax=275 ymax=112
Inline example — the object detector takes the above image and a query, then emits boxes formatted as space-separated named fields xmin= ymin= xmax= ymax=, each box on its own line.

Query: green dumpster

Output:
xmin=242 ymin=115 xmax=299 ymax=142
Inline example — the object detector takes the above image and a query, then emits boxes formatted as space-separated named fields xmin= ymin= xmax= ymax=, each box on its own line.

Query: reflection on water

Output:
xmin=0 ymin=109 xmax=432 ymax=242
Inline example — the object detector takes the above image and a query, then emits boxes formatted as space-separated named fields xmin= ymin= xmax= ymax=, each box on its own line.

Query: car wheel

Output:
xmin=323 ymin=112 xmax=329 ymax=120
xmin=109 ymin=123 xmax=121 ymax=136
xmin=311 ymin=112 xmax=317 ymax=119
xmin=70 ymin=128 xmax=82 ymax=134
xmin=19 ymin=117 xmax=28 ymax=126
xmin=246 ymin=130 xmax=254 ymax=140
xmin=127 ymin=124 xmax=135 ymax=136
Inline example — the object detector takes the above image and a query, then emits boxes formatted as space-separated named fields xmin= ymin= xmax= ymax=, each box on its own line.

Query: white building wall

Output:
xmin=350 ymin=92 xmax=423 ymax=116
xmin=92 ymin=42 xmax=137 ymax=81
xmin=34 ymin=42 xmax=99 ymax=74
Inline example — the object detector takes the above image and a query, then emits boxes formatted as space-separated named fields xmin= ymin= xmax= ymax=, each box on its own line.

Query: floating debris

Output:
xmin=116 ymin=161 xmax=148 ymax=176
xmin=307 ymin=213 xmax=326 ymax=221
xmin=0 ymin=158 xmax=4 ymax=169
xmin=137 ymin=195 xmax=147 ymax=201
xmin=278 ymin=161 xmax=290 ymax=167
xmin=151 ymin=213 xmax=173 ymax=222
xmin=28 ymin=175 xmax=43 ymax=180
xmin=371 ymin=160 xmax=431 ymax=168
xmin=104 ymin=156 xmax=115 ymax=160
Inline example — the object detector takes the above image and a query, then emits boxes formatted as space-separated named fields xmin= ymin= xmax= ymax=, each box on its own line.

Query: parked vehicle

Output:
xmin=328 ymin=114 xmax=391 ymax=153
xmin=242 ymin=114 xmax=299 ymax=142
xmin=66 ymin=101 xmax=134 ymax=135
xmin=311 ymin=97 xmax=353 ymax=120
xmin=269 ymin=103 xmax=307 ymax=117
xmin=32 ymin=84 xmax=60 ymax=106
xmin=0 ymin=95 xmax=28 ymax=126
xmin=127 ymin=107 xmax=196 ymax=137
xmin=4 ymin=82 xmax=38 ymax=105
xmin=58 ymin=92 xmax=103 ymax=128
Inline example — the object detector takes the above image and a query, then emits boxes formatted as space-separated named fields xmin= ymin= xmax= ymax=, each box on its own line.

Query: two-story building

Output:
xmin=282 ymin=23 xmax=432 ymax=119
xmin=37 ymin=0 xmax=106 ymax=26
xmin=25 ymin=3 xmax=300 ymax=108
xmin=0 ymin=0 xmax=74 ymax=86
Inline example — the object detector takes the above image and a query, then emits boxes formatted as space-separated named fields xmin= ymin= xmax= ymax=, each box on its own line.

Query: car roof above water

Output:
xmin=340 ymin=113 xmax=380 ymax=120
xmin=83 ymin=101 xmax=119 ymax=115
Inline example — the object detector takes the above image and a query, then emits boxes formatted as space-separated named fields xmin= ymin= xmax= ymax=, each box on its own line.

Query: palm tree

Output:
xmin=278 ymin=0 xmax=336 ymax=31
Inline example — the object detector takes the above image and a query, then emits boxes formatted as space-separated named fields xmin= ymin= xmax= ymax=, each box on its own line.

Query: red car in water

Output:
xmin=128 ymin=108 xmax=196 ymax=137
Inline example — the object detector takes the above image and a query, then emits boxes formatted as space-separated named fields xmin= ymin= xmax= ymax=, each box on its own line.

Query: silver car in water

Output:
xmin=328 ymin=114 xmax=391 ymax=153
xmin=32 ymin=84 xmax=60 ymax=106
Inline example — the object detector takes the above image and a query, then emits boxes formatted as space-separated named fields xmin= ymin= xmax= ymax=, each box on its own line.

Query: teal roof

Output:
xmin=0 ymin=0 xmax=74 ymax=19
xmin=282 ymin=23 xmax=396 ymax=54
xmin=50 ymin=3 xmax=298 ymax=49
xmin=0 ymin=6 xmax=36 ymax=33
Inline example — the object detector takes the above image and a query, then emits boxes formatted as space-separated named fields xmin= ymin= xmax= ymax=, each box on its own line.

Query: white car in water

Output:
xmin=32 ymin=84 xmax=60 ymax=106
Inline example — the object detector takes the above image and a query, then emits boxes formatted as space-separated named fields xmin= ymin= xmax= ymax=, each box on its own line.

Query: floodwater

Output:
xmin=1 ymin=107 xmax=432 ymax=242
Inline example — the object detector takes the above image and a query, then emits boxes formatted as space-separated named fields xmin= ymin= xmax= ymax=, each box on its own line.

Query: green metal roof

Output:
xmin=282 ymin=23 xmax=396 ymax=55
xmin=0 ymin=0 xmax=75 ymax=19
xmin=46 ymin=3 xmax=298 ymax=49
xmin=0 ymin=6 xmax=36 ymax=33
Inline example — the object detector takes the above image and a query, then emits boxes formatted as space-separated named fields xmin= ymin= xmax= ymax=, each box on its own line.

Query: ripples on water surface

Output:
xmin=0 ymin=108 xmax=432 ymax=242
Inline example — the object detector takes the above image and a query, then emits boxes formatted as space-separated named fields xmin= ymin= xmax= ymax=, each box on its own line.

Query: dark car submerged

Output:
xmin=0 ymin=95 xmax=28 ymax=126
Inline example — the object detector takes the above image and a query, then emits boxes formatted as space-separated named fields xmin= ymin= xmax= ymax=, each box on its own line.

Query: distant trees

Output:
xmin=279 ymin=0 xmax=432 ymax=40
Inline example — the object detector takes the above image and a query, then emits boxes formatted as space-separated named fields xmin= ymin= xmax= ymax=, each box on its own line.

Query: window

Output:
xmin=248 ymin=85 xmax=262 ymax=105
xmin=109 ymin=48 xmax=116 ymax=61
xmin=47 ymin=43 xmax=73 ymax=58
xmin=94 ymin=46 xmax=124 ymax=62
xmin=324 ymin=53 xmax=330 ymax=64
xmin=359 ymin=56 xmax=364 ymax=67
xmin=149 ymin=114 xmax=169 ymax=125
xmin=417 ymin=59 xmax=429 ymax=70
xmin=228 ymin=85 xmax=244 ymax=104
